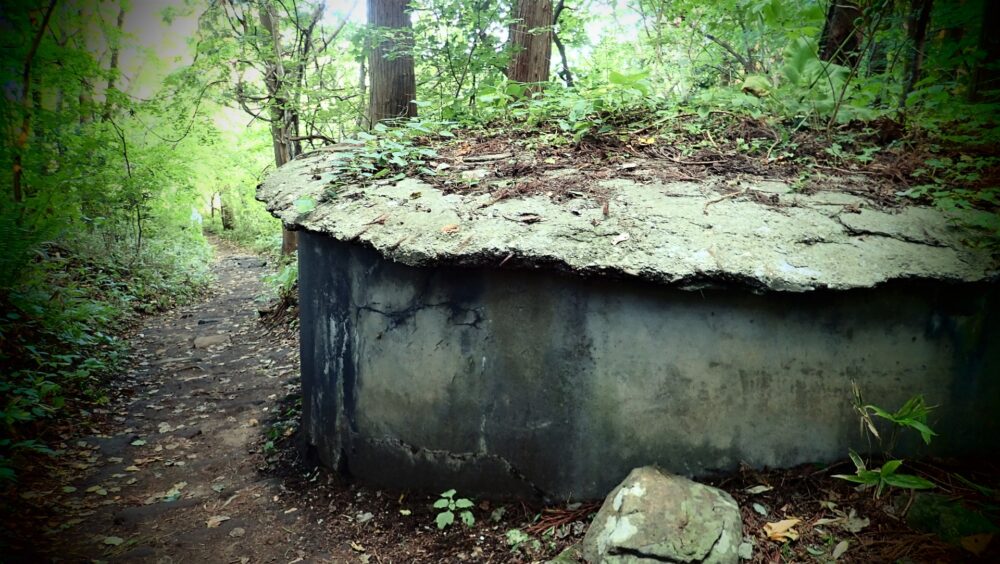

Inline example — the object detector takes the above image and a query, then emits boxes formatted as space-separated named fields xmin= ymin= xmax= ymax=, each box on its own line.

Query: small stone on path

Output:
xmin=193 ymin=334 xmax=229 ymax=348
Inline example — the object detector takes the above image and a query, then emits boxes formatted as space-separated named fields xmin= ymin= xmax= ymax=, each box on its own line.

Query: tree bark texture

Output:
xmin=507 ymin=0 xmax=553 ymax=92
xmin=101 ymin=3 xmax=126 ymax=121
xmin=366 ymin=0 xmax=417 ymax=127
xmin=970 ymin=0 xmax=1000 ymax=101
xmin=819 ymin=1 xmax=862 ymax=67
xmin=899 ymin=0 xmax=934 ymax=108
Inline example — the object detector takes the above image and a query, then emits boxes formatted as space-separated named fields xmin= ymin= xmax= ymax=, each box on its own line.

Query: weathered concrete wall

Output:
xmin=299 ymin=229 xmax=999 ymax=500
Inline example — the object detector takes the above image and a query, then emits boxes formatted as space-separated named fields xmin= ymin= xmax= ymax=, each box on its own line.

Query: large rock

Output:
xmin=582 ymin=467 xmax=742 ymax=564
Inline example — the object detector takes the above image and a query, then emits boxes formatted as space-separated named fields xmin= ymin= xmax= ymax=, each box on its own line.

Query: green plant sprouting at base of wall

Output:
xmin=505 ymin=528 xmax=542 ymax=555
xmin=833 ymin=382 xmax=936 ymax=497
xmin=433 ymin=489 xmax=475 ymax=529
xmin=833 ymin=451 xmax=935 ymax=498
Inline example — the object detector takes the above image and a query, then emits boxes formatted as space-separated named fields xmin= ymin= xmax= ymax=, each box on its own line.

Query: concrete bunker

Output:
xmin=259 ymin=150 xmax=999 ymax=500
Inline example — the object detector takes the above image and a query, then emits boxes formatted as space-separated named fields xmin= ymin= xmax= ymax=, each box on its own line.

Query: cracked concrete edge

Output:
xmin=353 ymin=435 xmax=547 ymax=499
xmin=258 ymin=151 xmax=999 ymax=292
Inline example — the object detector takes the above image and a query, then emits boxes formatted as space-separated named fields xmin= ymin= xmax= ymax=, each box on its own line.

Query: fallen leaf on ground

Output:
xmin=350 ymin=541 xmax=365 ymax=552
xmin=960 ymin=533 xmax=994 ymax=555
xmin=206 ymin=515 xmax=230 ymax=528
xmin=763 ymin=518 xmax=801 ymax=542
xmin=833 ymin=540 xmax=849 ymax=559
xmin=745 ymin=485 xmax=773 ymax=495
xmin=441 ymin=224 xmax=460 ymax=234
xmin=161 ymin=481 xmax=188 ymax=502
xmin=842 ymin=509 xmax=869 ymax=533
xmin=612 ymin=232 xmax=630 ymax=245
xmin=102 ymin=536 xmax=124 ymax=546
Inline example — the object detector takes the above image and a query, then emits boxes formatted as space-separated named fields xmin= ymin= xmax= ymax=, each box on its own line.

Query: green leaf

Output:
xmin=435 ymin=511 xmax=454 ymax=529
xmin=954 ymin=474 xmax=995 ymax=496
xmin=882 ymin=473 xmax=935 ymax=490
xmin=833 ymin=473 xmax=875 ymax=485
xmin=880 ymin=460 xmax=903 ymax=477
xmin=782 ymin=37 xmax=816 ymax=86
xmin=454 ymin=498 xmax=474 ymax=509
xmin=294 ymin=198 xmax=316 ymax=213
xmin=460 ymin=510 xmax=475 ymax=527
xmin=741 ymin=75 xmax=771 ymax=97
xmin=908 ymin=420 xmax=937 ymax=445
xmin=848 ymin=450 xmax=866 ymax=471
xmin=440 ymin=489 xmax=456 ymax=498
xmin=433 ymin=499 xmax=450 ymax=509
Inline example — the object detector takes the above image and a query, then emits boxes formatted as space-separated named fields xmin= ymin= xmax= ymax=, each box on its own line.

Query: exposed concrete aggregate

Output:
xmin=258 ymin=150 xmax=998 ymax=292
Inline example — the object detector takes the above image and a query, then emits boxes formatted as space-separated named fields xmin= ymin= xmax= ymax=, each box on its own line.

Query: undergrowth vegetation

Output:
xmin=0 ymin=3 xmax=275 ymax=483
xmin=0 ymin=227 xmax=212 ymax=482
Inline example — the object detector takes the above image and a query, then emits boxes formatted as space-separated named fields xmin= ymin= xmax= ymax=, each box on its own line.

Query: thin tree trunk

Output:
xmin=357 ymin=47 xmax=368 ymax=129
xmin=899 ymin=0 xmax=934 ymax=108
xmin=79 ymin=78 xmax=93 ymax=124
xmin=101 ymin=3 xmax=126 ymax=121
xmin=507 ymin=0 xmax=553 ymax=93
xmin=12 ymin=0 xmax=58 ymax=204
xmin=970 ymin=0 xmax=1000 ymax=102
xmin=552 ymin=0 xmax=573 ymax=87
xmin=366 ymin=0 xmax=417 ymax=126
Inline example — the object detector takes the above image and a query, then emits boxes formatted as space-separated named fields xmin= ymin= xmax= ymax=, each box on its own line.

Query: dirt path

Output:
xmin=11 ymin=243 xmax=352 ymax=562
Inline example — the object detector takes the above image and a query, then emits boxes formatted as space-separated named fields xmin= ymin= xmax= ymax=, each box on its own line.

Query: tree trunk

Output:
xmin=258 ymin=1 xmax=299 ymax=255
xmin=357 ymin=46 xmax=368 ymax=129
xmin=507 ymin=0 xmax=553 ymax=93
xmin=899 ymin=0 xmax=934 ymax=108
xmin=552 ymin=0 xmax=573 ymax=87
xmin=101 ymin=3 xmax=126 ymax=121
xmin=819 ymin=1 xmax=862 ymax=67
xmin=220 ymin=200 xmax=235 ymax=230
xmin=366 ymin=0 xmax=417 ymax=126
xmin=970 ymin=0 xmax=1000 ymax=101
xmin=12 ymin=0 xmax=58 ymax=204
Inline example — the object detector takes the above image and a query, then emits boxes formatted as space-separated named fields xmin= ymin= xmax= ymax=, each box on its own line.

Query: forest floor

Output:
xmin=2 ymin=239 xmax=998 ymax=563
